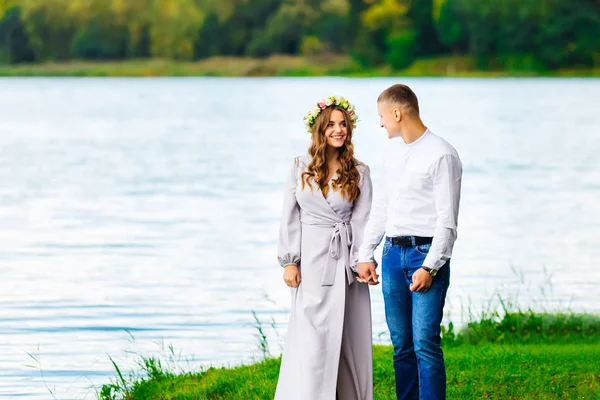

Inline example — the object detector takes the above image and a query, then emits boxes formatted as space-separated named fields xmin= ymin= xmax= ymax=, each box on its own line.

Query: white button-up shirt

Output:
xmin=358 ymin=129 xmax=462 ymax=270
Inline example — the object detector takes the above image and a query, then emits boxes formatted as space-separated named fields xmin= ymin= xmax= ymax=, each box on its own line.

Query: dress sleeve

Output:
xmin=350 ymin=164 xmax=373 ymax=271
xmin=277 ymin=158 xmax=302 ymax=268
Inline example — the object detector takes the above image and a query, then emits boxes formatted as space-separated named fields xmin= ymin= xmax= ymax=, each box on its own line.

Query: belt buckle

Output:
xmin=393 ymin=236 xmax=411 ymax=247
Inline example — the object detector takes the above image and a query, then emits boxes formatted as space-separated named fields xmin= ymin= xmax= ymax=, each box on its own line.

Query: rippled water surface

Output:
xmin=0 ymin=77 xmax=599 ymax=398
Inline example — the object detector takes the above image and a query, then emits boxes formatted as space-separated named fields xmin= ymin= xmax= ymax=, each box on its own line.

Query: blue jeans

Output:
xmin=381 ymin=238 xmax=450 ymax=400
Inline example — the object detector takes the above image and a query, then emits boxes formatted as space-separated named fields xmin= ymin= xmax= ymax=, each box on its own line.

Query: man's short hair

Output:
xmin=377 ymin=84 xmax=420 ymax=117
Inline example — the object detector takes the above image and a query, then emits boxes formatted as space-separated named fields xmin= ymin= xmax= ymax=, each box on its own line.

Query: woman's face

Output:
xmin=324 ymin=109 xmax=348 ymax=149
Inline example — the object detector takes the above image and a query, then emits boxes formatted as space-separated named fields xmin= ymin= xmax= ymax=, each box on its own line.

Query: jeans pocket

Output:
xmin=415 ymin=243 xmax=431 ymax=256
xmin=382 ymin=240 xmax=392 ymax=257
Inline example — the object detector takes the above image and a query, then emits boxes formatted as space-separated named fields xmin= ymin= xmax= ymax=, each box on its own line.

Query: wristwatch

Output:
xmin=421 ymin=266 xmax=437 ymax=277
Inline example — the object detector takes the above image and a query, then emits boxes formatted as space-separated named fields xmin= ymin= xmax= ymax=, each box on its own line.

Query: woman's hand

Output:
xmin=283 ymin=264 xmax=301 ymax=288
xmin=357 ymin=262 xmax=379 ymax=285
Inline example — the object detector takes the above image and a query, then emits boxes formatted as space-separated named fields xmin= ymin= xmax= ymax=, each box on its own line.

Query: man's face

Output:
xmin=377 ymin=101 xmax=398 ymax=138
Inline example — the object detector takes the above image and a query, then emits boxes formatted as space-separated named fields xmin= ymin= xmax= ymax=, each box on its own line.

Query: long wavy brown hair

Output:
xmin=301 ymin=106 xmax=361 ymax=202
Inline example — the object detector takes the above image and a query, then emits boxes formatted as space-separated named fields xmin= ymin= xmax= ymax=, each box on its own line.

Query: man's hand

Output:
xmin=410 ymin=268 xmax=433 ymax=292
xmin=357 ymin=262 xmax=379 ymax=285
xmin=283 ymin=264 xmax=301 ymax=288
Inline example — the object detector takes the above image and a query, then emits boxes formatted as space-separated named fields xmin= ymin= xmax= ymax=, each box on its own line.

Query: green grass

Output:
xmin=103 ymin=343 xmax=600 ymax=400
xmin=441 ymin=309 xmax=600 ymax=346
xmin=99 ymin=311 xmax=600 ymax=399
xmin=1 ymin=55 xmax=599 ymax=77
xmin=382 ymin=343 xmax=600 ymax=400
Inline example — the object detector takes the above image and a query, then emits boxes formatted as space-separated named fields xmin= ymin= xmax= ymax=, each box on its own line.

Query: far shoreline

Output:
xmin=1 ymin=55 xmax=599 ymax=78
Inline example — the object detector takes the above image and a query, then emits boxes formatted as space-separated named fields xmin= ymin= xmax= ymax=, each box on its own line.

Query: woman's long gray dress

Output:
xmin=275 ymin=155 xmax=374 ymax=400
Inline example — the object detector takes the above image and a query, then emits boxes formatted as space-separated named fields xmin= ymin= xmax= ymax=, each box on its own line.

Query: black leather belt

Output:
xmin=387 ymin=236 xmax=433 ymax=247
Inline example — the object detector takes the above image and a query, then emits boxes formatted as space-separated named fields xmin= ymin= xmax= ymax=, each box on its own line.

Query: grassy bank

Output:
xmin=1 ymin=56 xmax=599 ymax=78
xmin=100 ymin=311 xmax=600 ymax=399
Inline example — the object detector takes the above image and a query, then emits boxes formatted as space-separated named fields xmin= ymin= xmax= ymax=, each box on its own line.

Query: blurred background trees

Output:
xmin=1 ymin=0 xmax=598 ymax=70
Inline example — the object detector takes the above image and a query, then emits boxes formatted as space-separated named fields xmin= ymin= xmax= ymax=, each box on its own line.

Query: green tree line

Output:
xmin=1 ymin=0 xmax=599 ymax=71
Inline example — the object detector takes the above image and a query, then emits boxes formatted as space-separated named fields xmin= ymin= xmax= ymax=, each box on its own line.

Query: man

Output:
xmin=357 ymin=84 xmax=462 ymax=400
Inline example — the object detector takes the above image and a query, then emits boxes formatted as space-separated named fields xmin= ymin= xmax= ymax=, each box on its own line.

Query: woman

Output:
xmin=275 ymin=96 xmax=374 ymax=400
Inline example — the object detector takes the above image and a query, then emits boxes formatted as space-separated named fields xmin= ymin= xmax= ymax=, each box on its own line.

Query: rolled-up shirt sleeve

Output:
xmin=423 ymin=153 xmax=462 ymax=270
xmin=277 ymin=159 xmax=302 ymax=268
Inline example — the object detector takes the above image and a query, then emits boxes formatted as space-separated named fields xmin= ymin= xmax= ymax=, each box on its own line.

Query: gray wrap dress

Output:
xmin=275 ymin=155 xmax=374 ymax=400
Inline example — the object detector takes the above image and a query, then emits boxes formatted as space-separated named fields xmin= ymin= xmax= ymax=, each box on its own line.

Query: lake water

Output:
xmin=0 ymin=77 xmax=598 ymax=398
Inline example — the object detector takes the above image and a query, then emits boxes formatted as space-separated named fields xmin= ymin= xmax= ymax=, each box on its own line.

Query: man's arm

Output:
xmin=358 ymin=162 xmax=388 ymax=263
xmin=422 ymin=153 xmax=463 ymax=271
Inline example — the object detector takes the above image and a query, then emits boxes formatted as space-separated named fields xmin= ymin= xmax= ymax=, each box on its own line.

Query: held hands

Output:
xmin=357 ymin=262 xmax=379 ymax=285
xmin=410 ymin=268 xmax=432 ymax=292
xmin=283 ymin=264 xmax=301 ymax=288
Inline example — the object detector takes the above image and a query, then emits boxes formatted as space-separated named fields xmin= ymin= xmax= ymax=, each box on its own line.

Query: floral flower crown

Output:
xmin=303 ymin=95 xmax=359 ymax=133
